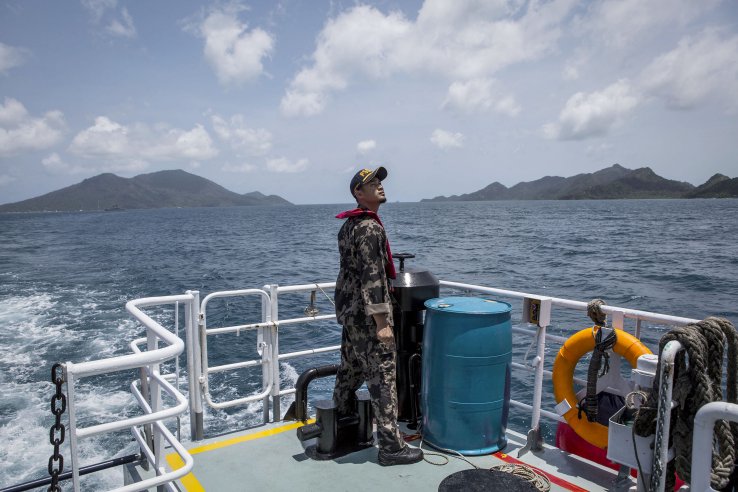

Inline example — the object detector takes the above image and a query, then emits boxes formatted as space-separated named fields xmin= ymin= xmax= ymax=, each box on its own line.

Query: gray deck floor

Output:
xmin=161 ymin=420 xmax=636 ymax=491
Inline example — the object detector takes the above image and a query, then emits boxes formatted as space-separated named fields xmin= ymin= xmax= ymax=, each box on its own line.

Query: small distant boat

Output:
xmin=104 ymin=204 xmax=124 ymax=211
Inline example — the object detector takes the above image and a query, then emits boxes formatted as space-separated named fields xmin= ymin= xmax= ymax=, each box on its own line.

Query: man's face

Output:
xmin=355 ymin=178 xmax=387 ymax=206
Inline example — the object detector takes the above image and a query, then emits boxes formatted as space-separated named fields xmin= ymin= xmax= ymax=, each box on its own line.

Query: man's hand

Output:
xmin=377 ymin=324 xmax=394 ymax=343
xmin=373 ymin=313 xmax=394 ymax=344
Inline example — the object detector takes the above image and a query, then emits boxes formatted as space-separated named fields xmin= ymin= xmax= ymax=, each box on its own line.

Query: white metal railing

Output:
xmin=690 ymin=402 xmax=738 ymax=492
xmin=437 ymin=279 xmax=699 ymax=442
xmin=199 ymin=289 xmax=275 ymax=412
xmin=60 ymin=279 xmax=714 ymax=492
xmin=63 ymin=293 xmax=196 ymax=492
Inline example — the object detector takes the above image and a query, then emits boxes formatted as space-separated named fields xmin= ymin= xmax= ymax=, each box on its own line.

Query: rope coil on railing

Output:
xmin=586 ymin=299 xmax=607 ymax=326
xmin=578 ymin=299 xmax=618 ymax=423
xmin=48 ymin=363 xmax=67 ymax=492
xmin=634 ymin=317 xmax=738 ymax=490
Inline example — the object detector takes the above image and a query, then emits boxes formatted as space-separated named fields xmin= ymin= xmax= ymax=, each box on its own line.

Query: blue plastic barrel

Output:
xmin=421 ymin=296 xmax=512 ymax=455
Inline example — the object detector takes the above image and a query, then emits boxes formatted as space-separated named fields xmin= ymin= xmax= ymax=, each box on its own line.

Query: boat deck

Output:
xmin=153 ymin=420 xmax=636 ymax=492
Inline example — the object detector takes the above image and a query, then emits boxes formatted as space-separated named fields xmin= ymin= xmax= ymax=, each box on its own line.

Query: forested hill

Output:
xmin=0 ymin=170 xmax=292 ymax=212
xmin=422 ymin=164 xmax=737 ymax=201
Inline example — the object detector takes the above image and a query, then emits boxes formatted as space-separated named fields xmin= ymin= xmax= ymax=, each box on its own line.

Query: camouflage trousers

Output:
xmin=333 ymin=320 xmax=405 ymax=453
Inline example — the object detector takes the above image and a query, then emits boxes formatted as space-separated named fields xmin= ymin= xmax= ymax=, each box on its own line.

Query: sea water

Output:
xmin=1 ymin=199 xmax=737 ymax=489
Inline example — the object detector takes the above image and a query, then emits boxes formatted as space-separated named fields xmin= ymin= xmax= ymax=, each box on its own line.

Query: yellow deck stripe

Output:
xmin=165 ymin=453 xmax=205 ymax=492
xmin=165 ymin=419 xmax=314 ymax=491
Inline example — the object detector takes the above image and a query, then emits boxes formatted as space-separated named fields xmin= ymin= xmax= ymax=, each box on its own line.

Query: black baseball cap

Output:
xmin=350 ymin=166 xmax=387 ymax=197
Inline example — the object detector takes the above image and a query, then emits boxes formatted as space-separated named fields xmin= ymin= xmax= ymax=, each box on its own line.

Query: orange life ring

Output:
xmin=552 ymin=326 xmax=652 ymax=449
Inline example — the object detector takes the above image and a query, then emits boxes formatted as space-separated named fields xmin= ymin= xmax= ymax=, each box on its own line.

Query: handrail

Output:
xmin=75 ymin=372 xmax=188 ymax=439
xmin=439 ymin=280 xmax=700 ymax=326
xmin=61 ymin=293 xmax=194 ymax=492
xmin=66 ymin=294 xmax=193 ymax=378
xmin=690 ymin=402 xmax=738 ymax=492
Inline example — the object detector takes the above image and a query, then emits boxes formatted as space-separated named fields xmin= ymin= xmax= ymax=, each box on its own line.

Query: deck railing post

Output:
xmin=260 ymin=291 xmax=271 ymax=423
xmin=146 ymin=325 xmax=164 ymax=487
xmin=269 ymin=284 xmax=281 ymax=421
xmin=65 ymin=364 xmax=81 ymax=492
xmin=521 ymin=297 xmax=551 ymax=456
xmin=185 ymin=291 xmax=204 ymax=440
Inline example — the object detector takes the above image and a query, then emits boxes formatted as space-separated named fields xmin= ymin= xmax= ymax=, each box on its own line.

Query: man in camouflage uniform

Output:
xmin=333 ymin=166 xmax=423 ymax=466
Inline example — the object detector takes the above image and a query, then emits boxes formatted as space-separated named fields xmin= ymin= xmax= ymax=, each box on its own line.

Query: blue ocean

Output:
xmin=1 ymin=199 xmax=737 ymax=489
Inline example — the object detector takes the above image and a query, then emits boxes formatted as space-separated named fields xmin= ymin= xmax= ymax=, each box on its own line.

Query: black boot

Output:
xmin=378 ymin=446 xmax=423 ymax=466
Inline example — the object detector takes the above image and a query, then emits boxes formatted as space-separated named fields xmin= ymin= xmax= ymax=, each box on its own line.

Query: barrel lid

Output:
xmin=425 ymin=296 xmax=512 ymax=314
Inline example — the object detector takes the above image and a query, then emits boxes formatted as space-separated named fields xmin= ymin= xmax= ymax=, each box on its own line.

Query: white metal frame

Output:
xmin=690 ymin=401 xmax=738 ymax=492
xmin=63 ymin=294 xmax=195 ymax=492
xmin=198 ymin=289 xmax=275 ymax=410
xmin=62 ymin=279 xmax=723 ymax=492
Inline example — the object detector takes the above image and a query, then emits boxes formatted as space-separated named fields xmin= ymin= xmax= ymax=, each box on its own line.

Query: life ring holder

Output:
xmin=552 ymin=326 xmax=652 ymax=449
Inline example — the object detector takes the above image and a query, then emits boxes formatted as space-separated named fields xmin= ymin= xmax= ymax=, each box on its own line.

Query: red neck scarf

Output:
xmin=336 ymin=208 xmax=396 ymax=279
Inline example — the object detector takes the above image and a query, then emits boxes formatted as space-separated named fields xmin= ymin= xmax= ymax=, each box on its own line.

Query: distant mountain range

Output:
xmin=421 ymin=164 xmax=738 ymax=202
xmin=0 ymin=170 xmax=292 ymax=213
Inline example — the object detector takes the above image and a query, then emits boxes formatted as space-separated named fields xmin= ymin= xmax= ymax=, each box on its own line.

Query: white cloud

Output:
xmin=0 ymin=174 xmax=16 ymax=186
xmin=106 ymin=7 xmax=136 ymax=38
xmin=281 ymin=0 xmax=575 ymax=116
xmin=640 ymin=29 xmax=738 ymax=110
xmin=443 ymin=78 xmax=520 ymax=115
xmin=0 ymin=42 xmax=29 ymax=72
xmin=187 ymin=4 xmax=274 ymax=86
xmin=357 ymin=140 xmax=376 ymax=154
xmin=222 ymin=162 xmax=256 ymax=173
xmin=81 ymin=0 xmax=117 ymax=23
xmin=430 ymin=129 xmax=465 ymax=149
xmin=81 ymin=0 xmax=137 ymax=39
xmin=0 ymin=98 xmax=66 ymax=157
xmin=68 ymin=117 xmax=218 ymax=168
xmin=211 ymin=114 xmax=272 ymax=155
xmin=266 ymin=157 xmax=309 ymax=173
xmin=578 ymin=0 xmax=719 ymax=49
xmin=42 ymin=152 xmax=87 ymax=174
xmin=543 ymin=79 xmax=640 ymax=140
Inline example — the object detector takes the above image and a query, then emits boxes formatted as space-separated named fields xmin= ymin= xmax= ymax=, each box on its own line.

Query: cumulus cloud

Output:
xmin=211 ymin=114 xmax=272 ymax=155
xmin=640 ymin=29 xmax=738 ymax=110
xmin=543 ymin=80 xmax=640 ymax=140
xmin=186 ymin=4 xmax=274 ymax=85
xmin=68 ymin=116 xmax=218 ymax=169
xmin=0 ymin=42 xmax=29 ymax=72
xmin=443 ymin=78 xmax=520 ymax=115
xmin=577 ymin=0 xmax=719 ymax=49
xmin=81 ymin=0 xmax=137 ymax=38
xmin=0 ymin=98 xmax=66 ymax=157
xmin=281 ymin=0 xmax=575 ymax=116
xmin=266 ymin=157 xmax=309 ymax=173
xmin=42 ymin=152 xmax=87 ymax=174
xmin=430 ymin=129 xmax=465 ymax=149
xmin=357 ymin=140 xmax=376 ymax=154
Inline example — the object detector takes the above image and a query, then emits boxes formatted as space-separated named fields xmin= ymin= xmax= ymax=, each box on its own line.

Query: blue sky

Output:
xmin=1 ymin=0 xmax=737 ymax=204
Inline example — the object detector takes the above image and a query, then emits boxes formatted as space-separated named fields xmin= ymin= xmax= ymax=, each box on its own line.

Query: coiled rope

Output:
xmin=490 ymin=463 xmax=551 ymax=491
xmin=633 ymin=317 xmax=738 ymax=490
xmin=408 ymin=429 xmax=550 ymax=491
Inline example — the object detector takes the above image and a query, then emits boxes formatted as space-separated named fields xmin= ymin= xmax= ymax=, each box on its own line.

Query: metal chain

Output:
xmin=48 ymin=363 xmax=66 ymax=492
xmin=649 ymin=359 xmax=671 ymax=491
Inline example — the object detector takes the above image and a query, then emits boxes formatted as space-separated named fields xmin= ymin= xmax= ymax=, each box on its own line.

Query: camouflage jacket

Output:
xmin=335 ymin=214 xmax=394 ymax=327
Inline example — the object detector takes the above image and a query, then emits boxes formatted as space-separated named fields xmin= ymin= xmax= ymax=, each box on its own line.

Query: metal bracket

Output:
xmin=517 ymin=427 xmax=544 ymax=457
